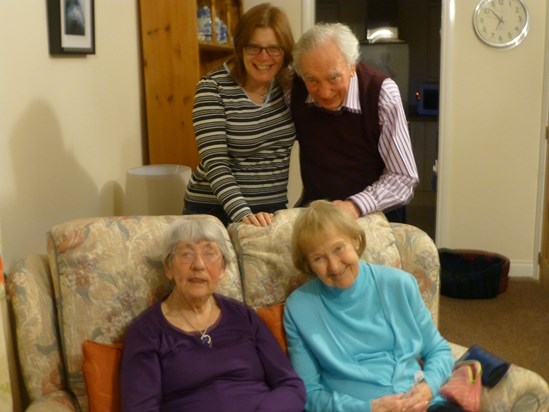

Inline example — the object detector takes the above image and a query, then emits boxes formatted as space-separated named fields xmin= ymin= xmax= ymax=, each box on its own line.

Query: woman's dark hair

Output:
xmin=229 ymin=3 xmax=294 ymax=90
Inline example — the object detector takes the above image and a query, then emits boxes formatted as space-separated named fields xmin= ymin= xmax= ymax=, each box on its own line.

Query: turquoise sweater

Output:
xmin=284 ymin=262 xmax=454 ymax=412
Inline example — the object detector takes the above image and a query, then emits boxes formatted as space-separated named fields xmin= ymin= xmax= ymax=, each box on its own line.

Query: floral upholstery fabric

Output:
xmin=11 ymin=215 xmax=241 ymax=411
xmin=7 ymin=255 xmax=64 ymax=403
xmin=229 ymin=208 xmax=312 ymax=309
xmin=0 ymin=249 xmax=14 ymax=411
xmin=230 ymin=209 xmax=407 ymax=310
xmin=6 ymin=212 xmax=549 ymax=412
xmin=25 ymin=391 xmax=76 ymax=412
xmin=449 ymin=343 xmax=549 ymax=412
xmin=390 ymin=223 xmax=441 ymax=326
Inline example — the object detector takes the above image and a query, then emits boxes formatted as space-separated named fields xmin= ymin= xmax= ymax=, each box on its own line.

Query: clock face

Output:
xmin=473 ymin=0 xmax=529 ymax=48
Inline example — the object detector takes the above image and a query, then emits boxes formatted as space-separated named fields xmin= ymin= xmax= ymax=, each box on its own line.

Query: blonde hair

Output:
xmin=291 ymin=200 xmax=366 ymax=275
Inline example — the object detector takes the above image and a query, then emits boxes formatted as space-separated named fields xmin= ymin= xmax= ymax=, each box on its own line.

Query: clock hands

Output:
xmin=487 ymin=8 xmax=504 ymax=30
xmin=487 ymin=8 xmax=503 ymax=22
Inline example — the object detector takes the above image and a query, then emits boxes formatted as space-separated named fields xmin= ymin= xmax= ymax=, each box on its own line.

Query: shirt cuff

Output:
xmin=231 ymin=207 xmax=253 ymax=223
xmin=348 ymin=192 xmax=377 ymax=216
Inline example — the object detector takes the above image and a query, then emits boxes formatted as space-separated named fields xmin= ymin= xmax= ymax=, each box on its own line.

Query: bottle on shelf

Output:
xmin=197 ymin=5 xmax=212 ymax=41
xmin=197 ymin=0 xmax=234 ymax=46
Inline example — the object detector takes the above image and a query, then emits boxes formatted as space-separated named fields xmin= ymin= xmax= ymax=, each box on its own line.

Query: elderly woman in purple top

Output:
xmin=120 ymin=217 xmax=305 ymax=412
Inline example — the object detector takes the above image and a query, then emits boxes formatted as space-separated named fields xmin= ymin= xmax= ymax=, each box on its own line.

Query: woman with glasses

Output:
xmin=284 ymin=200 xmax=462 ymax=412
xmin=120 ymin=217 xmax=305 ymax=411
xmin=183 ymin=3 xmax=296 ymax=227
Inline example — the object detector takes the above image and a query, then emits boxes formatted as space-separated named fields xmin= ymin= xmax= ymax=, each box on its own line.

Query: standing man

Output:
xmin=291 ymin=23 xmax=418 ymax=223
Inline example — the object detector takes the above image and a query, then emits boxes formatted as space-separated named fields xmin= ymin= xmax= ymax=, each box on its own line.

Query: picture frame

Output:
xmin=47 ymin=0 xmax=95 ymax=55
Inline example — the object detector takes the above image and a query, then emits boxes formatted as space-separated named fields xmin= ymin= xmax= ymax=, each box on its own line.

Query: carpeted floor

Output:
xmin=438 ymin=279 xmax=549 ymax=383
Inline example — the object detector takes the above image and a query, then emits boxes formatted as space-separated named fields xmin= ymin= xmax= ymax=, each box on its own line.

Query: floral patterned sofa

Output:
xmin=6 ymin=210 xmax=549 ymax=412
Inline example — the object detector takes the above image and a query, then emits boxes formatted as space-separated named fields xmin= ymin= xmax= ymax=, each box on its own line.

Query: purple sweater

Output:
xmin=120 ymin=294 xmax=305 ymax=412
xmin=291 ymin=62 xmax=387 ymax=205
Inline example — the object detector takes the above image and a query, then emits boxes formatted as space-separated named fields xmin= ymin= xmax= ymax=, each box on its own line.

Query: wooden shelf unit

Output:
xmin=139 ymin=0 xmax=242 ymax=168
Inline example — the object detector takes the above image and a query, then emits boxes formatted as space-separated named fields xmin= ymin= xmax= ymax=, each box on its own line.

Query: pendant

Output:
xmin=200 ymin=332 xmax=212 ymax=348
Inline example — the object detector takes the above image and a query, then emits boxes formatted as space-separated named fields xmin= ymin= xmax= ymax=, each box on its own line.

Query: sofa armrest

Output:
xmin=390 ymin=223 xmax=440 ymax=326
xmin=26 ymin=390 xmax=76 ymax=412
xmin=480 ymin=365 xmax=549 ymax=412
xmin=6 ymin=255 xmax=66 ymax=404
xmin=449 ymin=343 xmax=549 ymax=412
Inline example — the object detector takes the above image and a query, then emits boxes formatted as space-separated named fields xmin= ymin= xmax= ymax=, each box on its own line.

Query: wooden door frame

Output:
xmin=540 ymin=126 xmax=549 ymax=289
xmin=538 ymin=2 xmax=549 ymax=288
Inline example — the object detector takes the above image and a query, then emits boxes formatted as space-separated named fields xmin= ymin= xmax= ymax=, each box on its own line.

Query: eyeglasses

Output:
xmin=172 ymin=250 xmax=222 ymax=264
xmin=244 ymin=45 xmax=283 ymax=56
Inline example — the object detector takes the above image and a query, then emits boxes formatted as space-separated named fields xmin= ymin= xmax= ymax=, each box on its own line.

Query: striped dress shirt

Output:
xmin=304 ymin=74 xmax=419 ymax=215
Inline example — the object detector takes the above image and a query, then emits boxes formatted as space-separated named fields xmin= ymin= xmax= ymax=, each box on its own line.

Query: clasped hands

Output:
xmin=371 ymin=382 xmax=432 ymax=412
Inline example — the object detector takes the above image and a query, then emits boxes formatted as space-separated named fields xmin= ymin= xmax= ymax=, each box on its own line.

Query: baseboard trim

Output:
xmin=509 ymin=260 xmax=537 ymax=280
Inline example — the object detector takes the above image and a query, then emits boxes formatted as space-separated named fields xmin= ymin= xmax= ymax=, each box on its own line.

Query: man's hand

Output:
xmin=332 ymin=200 xmax=361 ymax=219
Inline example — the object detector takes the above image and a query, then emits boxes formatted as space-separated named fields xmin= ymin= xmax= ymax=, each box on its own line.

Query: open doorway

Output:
xmin=314 ymin=0 xmax=441 ymax=239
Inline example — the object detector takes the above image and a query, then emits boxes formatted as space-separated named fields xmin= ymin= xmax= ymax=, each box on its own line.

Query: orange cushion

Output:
xmin=82 ymin=340 xmax=123 ymax=412
xmin=256 ymin=303 xmax=287 ymax=354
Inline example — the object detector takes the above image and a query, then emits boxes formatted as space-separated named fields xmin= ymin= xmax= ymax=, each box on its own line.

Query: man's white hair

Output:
xmin=293 ymin=23 xmax=360 ymax=76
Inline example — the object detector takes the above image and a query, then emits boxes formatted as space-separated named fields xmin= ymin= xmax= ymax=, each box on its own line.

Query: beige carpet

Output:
xmin=438 ymin=279 xmax=549 ymax=383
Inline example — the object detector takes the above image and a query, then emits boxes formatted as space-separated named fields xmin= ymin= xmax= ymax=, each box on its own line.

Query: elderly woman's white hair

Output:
xmin=292 ymin=22 xmax=360 ymax=76
xmin=162 ymin=218 xmax=231 ymax=267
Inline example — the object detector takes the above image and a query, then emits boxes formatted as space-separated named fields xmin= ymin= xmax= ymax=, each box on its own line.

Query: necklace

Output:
xmin=247 ymin=85 xmax=269 ymax=102
xmin=177 ymin=297 xmax=214 ymax=348
xmin=251 ymin=90 xmax=268 ymax=102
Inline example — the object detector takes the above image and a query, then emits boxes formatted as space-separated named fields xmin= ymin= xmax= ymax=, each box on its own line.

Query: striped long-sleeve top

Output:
xmin=185 ymin=64 xmax=296 ymax=223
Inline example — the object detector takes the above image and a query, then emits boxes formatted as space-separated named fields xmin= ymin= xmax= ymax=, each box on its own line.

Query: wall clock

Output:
xmin=473 ymin=0 xmax=529 ymax=48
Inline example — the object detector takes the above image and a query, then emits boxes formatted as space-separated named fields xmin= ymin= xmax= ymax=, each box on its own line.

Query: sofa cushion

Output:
xmin=390 ymin=223 xmax=441 ymax=325
xmin=47 ymin=215 xmax=242 ymax=410
xmin=82 ymin=340 xmax=122 ymax=412
xmin=256 ymin=303 xmax=287 ymax=354
xmin=6 ymin=255 xmax=66 ymax=402
xmin=229 ymin=209 xmax=400 ymax=309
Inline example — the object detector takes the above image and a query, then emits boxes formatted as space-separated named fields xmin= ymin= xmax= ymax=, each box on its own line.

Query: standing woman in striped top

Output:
xmin=291 ymin=23 xmax=419 ymax=223
xmin=184 ymin=3 xmax=295 ymax=227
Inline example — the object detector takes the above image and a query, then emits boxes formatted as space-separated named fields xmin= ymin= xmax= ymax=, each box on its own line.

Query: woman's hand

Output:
xmin=371 ymin=382 xmax=431 ymax=412
xmin=241 ymin=212 xmax=274 ymax=227
xmin=371 ymin=393 xmax=403 ymax=412
xmin=401 ymin=381 xmax=432 ymax=412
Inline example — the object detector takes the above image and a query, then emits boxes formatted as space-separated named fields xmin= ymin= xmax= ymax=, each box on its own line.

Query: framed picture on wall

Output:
xmin=47 ymin=0 xmax=95 ymax=55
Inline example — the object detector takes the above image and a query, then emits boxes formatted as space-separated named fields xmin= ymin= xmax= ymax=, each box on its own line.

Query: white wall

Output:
xmin=438 ymin=0 xmax=548 ymax=278
xmin=243 ymin=0 xmax=309 ymax=38
xmin=0 ymin=0 xmax=547 ymax=280
xmin=257 ymin=0 xmax=549 ymax=279
xmin=0 ymin=1 xmax=143 ymax=268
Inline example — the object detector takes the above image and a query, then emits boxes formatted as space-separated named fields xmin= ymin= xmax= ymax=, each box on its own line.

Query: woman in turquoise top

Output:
xmin=284 ymin=200 xmax=461 ymax=412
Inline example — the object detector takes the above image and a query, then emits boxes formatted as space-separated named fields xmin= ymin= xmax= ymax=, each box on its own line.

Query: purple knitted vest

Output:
xmin=291 ymin=62 xmax=387 ymax=204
